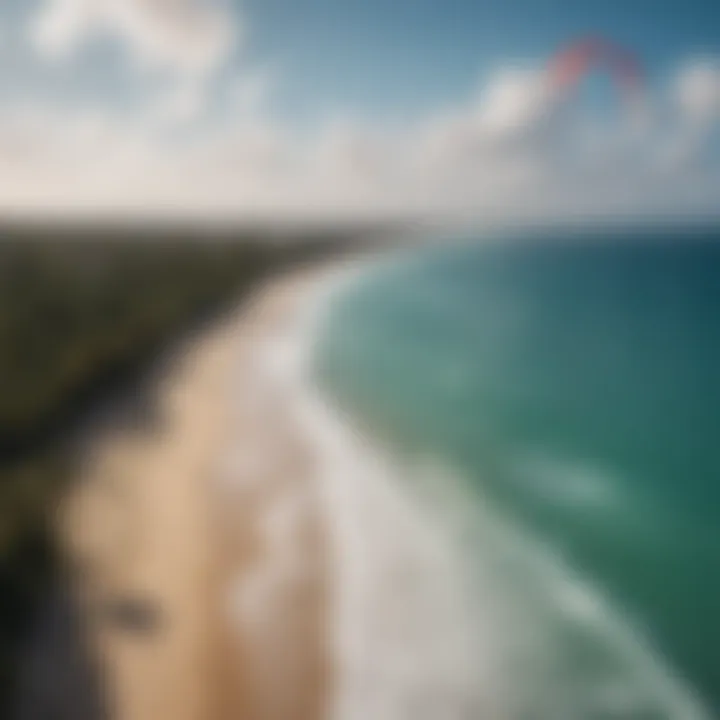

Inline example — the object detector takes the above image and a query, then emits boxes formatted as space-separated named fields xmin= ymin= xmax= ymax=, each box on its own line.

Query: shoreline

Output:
xmin=211 ymin=265 xmax=353 ymax=720
xmin=35 ymin=248 xmax=483 ymax=720
xmin=269 ymin=264 xmax=488 ymax=720
xmin=53 ymin=262 xmax=357 ymax=720
xmin=29 ymin=238 xmax=720 ymax=720
xmin=274 ymin=249 xmax=714 ymax=720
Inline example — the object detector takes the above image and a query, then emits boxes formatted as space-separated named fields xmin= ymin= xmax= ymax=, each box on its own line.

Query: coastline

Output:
xmin=49 ymin=249 xmax=484 ymax=720
xmin=274 ymin=265 xmax=485 ymax=720
xmin=276 ymin=244 xmax=715 ymax=720
xmin=56 ymin=262 xmax=359 ymax=720
xmin=211 ymin=265 xmax=352 ymax=720
xmin=19 ymin=232 xmax=720 ymax=720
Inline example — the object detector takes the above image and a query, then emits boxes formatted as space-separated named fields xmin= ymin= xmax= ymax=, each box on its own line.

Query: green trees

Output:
xmin=0 ymin=237 xmax=272 ymax=453
xmin=0 ymin=224 xmax=368 ymax=710
xmin=0 ymin=231 xmax=276 ymax=710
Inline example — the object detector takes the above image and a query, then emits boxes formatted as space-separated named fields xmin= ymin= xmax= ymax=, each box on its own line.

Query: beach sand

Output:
xmin=61 ymin=268 xmax=335 ymax=720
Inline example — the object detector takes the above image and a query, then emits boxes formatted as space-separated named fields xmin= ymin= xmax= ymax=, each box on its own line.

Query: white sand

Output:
xmin=62 ymin=267 xmax=338 ymax=720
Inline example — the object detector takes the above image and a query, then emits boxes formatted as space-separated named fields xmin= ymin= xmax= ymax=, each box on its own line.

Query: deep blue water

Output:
xmin=317 ymin=226 xmax=720 ymax=718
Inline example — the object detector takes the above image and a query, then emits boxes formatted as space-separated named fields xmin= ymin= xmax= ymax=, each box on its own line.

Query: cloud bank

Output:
xmin=4 ymin=3 xmax=720 ymax=223
xmin=31 ymin=0 xmax=236 ymax=75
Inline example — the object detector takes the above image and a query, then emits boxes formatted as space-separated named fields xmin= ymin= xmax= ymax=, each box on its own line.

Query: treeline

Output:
xmin=0 ymin=224 xmax=368 ymax=712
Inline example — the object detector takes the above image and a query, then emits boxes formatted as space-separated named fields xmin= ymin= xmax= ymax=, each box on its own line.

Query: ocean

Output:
xmin=310 ymin=226 xmax=720 ymax=720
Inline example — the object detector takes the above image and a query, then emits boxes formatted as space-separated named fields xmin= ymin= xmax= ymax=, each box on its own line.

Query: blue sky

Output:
xmin=240 ymin=0 xmax=720 ymax=121
xmin=1 ymin=0 xmax=719 ymax=220
xmin=6 ymin=0 xmax=720 ymax=121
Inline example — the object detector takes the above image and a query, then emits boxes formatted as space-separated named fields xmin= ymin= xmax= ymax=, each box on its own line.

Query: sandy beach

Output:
xmin=61 ymin=267 xmax=337 ymax=720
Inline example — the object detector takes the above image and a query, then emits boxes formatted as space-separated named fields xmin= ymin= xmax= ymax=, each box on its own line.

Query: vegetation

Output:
xmin=0 ymin=224 xmax=368 ymax=713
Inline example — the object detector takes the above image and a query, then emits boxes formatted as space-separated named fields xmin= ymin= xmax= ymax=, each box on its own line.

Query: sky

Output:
xmin=1 ymin=0 xmax=720 ymax=222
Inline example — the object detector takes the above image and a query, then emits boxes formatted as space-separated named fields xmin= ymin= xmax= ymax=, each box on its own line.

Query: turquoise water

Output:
xmin=316 ymin=227 xmax=720 ymax=718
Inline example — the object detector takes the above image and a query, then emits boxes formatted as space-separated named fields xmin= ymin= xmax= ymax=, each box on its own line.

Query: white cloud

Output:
xmin=30 ymin=0 xmax=237 ymax=122
xmin=228 ymin=66 xmax=277 ymax=117
xmin=674 ymin=59 xmax=720 ymax=128
xmin=654 ymin=59 xmax=720 ymax=171
xmin=150 ymin=79 xmax=208 ymax=125
xmin=0 ymin=55 xmax=718 ymax=222
xmin=475 ymin=67 xmax=554 ymax=138
xmin=31 ymin=0 xmax=236 ymax=75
